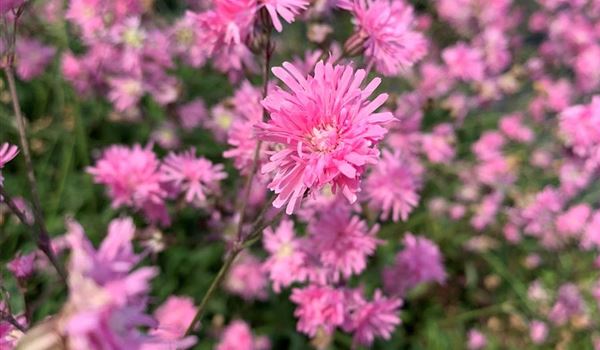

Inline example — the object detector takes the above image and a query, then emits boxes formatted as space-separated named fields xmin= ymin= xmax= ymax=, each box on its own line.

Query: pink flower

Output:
xmin=216 ymin=320 xmax=270 ymax=350
xmin=364 ymin=150 xmax=423 ymax=221
xmin=555 ymin=204 xmax=591 ymax=237
xmin=0 ymin=142 xmax=18 ymax=187
xmin=87 ymin=144 xmax=169 ymax=225
xmin=472 ymin=131 xmax=505 ymax=161
xmin=529 ymin=320 xmax=548 ymax=344
xmin=442 ymin=43 xmax=486 ymax=82
xmin=261 ymin=0 xmax=309 ymax=32
xmin=467 ymin=329 xmax=486 ymax=350
xmin=383 ymin=233 xmax=446 ymax=296
xmin=290 ymin=285 xmax=346 ymax=336
xmin=307 ymin=204 xmax=381 ymax=282
xmin=15 ymin=38 xmax=56 ymax=81
xmin=161 ymin=148 xmax=226 ymax=206
xmin=7 ymin=253 xmax=36 ymax=279
xmin=224 ymin=82 xmax=266 ymax=174
xmin=581 ymin=211 xmax=600 ymax=250
xmin=225 ymin=253 xmax=269 ymax=301
xmin=148 ymin=296 xmax=197 ymax=343
xmin=549 ymin=283 xmax=585 ymax=325
xmin=177 ymin=99 xmax=208 ymax=130
xmin=421 ymin=123 xmax=456 ymax=164
xmin=344 ymin=0 xmax=427 ymax=76
xmin=343 ymin=290 xmax=402 ymax=346
xmin=107 ymin=77 xmax=144 ymax=112
xmin=256 ymin=60 xmax=393 ymax=214
xmin=0 ymin=143 xmax=18 ymax=168
xmin=559 ymin=96 xmax=600 ymax=157
xmin=262 ymin=220 xmax=307 ymax=292
xmin=0 ymin=0 xmax=24 ymax=14
xmin=499 ymin=113 xmax=533 ymax=143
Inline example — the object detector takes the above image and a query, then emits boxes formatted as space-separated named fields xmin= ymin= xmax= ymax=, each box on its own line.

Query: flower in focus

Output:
xmin=161 ymin=148 xmax=227 ymax=207
xmin=383 ymin=233 xmax=446 ymax=296
xmin=256 ymin=60 xmax=393 ymax=214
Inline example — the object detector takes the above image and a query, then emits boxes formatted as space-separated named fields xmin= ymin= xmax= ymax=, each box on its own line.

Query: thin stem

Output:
xmin=234 ymin=22 xmax=273 ymax=242
xmin=184 ymin=246 xmax=241 ymax=336
xmin=0 ymin=187 xmax=67 ymax=286
xmin=184 ymin=206 xmax=283 ymax=336
xmin=0 ymin=309 xmax=26 ymax=333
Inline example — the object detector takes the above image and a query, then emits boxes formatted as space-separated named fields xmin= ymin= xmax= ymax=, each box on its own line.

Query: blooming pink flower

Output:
xmin=467 ymin=329 xmax=487 ymax=350
xmin=177 ymin=99 xmax=208 ymax=130
xmin=343 ymin=0 xmax=427 ymax=76
xmin=442 ymin=43 xmax=486 ymax=82
xmin=555 ymin=204 xmax=591 ymax=237
xmin=225 ymin=253 xmax=269 ymax=301
xmin=549 ymin=283 xmax=585 ymax=325
xmin=421 ymin=123 xmax=456 ymax=164
xmin=383 ymin=233 xmax=446 ymax=296
xmin=147 ymin=296 xmax=197 ymax=345
xmin=7 ymin=253 xmax=36 ymax=279
xmin=87 ymin=144 xmax=169 ymax=225
xmin=364 ymin=150 xmax=423 ymax=221
xmin=559 ymin=96 xmax=600 ymax=157
xmin=0 ymin=0 xmax=24 ymax=13
xmin=62 ymin=218 xmax=195 ymax=350
xmin=307 ymin=204 xmax=380 ymax=282
xmin=262 ymin=220 xmax=307 ymax=292
xmin=161 ymin=148 xmax=227 ymax=206
xmin=499 ymin=113 xmax=534 ymax=143
xmin=0 ymin=142 xmax=18 ymax=187
xmin=15 ymin=38 xmax=56 ymax=81
xmin=256 ymin=60 xmax=393 ymax=214
xmin=472 ymin=131 xmax=505 ymax=161
xmin=216 ymin=320 xmax=270 ymax=350
xmin=582 ymin=211 xmax=600 ymax=250
xmin=529 ymin=320 xmax=548 ymax=345
xmin=290 ymin=285 xmax=346 ymax=336
xmin=261 ymin=0 xmax=309 ymax=32
xmin=0 ymin=143 xmax=18 ymax=168
xmin=343 ymin=289 xmax=402 ymax=346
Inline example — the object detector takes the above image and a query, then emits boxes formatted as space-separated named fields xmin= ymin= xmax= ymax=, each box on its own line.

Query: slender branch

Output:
xmin=234 ymin=19 xmax=273 ymax=242
xmin=0 ymin=305 xmax=27 ymax=333
xmin=184 ymin=245 xmax=241 ymax=336
xmin=184 ymin=206 xmax=283 ymax=336
xmin=0 ymin=187 xmax=67 ymax=285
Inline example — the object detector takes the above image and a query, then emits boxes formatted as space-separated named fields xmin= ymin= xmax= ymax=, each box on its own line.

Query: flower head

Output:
xmin=261 ymin=0 xmax=309 ymax=32
xmin=343 ymin=0 xmax=427 ymax=76
xmin=343 ymin=290 xmax=402 ymax=346
xmin=383 ymin=233 xmax=446 ymax=296
xmin=257 ymin=60 xmax=393 ymax=214
xmin=262 ymin=220 xmax=307 ymax=292
xmin=161 ymin=148 xmax=227 ymax=206
xmin=290 ymin=285 xmax=346 ymax=336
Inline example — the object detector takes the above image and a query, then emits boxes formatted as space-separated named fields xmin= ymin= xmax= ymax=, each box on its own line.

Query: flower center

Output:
xmin=309 ymin=125 xmax=339 ymax=152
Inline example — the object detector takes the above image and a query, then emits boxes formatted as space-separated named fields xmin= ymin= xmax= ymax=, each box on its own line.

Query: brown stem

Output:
xmin=0 ymin=308 xmax=26 ymax=333
xmin=1 ymin=186 xmax=67 ymax=286
xmin=234 ymin=22 xmax=273 ymax=242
